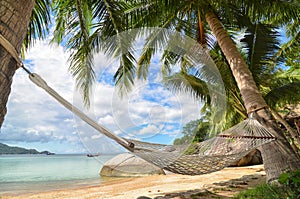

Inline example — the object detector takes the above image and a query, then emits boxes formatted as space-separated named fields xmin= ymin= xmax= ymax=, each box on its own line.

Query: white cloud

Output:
xmin=77 ymin=61 xmax=202 ymax=146
xmin=134 ymin=124 xmax=161 ymax=137
xmin=0 ymin=39 xmax=80 ymax=152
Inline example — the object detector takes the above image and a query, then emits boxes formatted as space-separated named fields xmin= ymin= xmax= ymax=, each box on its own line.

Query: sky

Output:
xmin=0 ymin=35 xmax=203 ymax=154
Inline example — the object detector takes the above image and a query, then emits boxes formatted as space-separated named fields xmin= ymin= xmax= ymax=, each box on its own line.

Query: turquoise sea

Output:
xmin=0 ymin=154 xmax=117 ymax=195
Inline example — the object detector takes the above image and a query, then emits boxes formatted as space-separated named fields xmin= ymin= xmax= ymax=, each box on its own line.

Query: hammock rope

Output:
xmin=27 ymin=71 xmax=276 ymax=175
xmin=0 ymin=34 xmax=21 ymax=66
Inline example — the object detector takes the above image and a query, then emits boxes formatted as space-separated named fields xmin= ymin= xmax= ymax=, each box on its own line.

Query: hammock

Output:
xmin=27 ymin=72 xmax=276 ymax=175
xmin=0 ymin=32 xmax=276 ymax=175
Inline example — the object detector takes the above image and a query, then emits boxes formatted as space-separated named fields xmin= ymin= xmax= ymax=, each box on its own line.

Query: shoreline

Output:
xmin=0 ymin=165 xmax=266 ymax=199
xmin=0 ymin=178 xmax=107 ymax=196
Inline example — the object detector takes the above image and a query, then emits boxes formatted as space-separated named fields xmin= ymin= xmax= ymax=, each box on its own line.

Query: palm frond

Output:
xmin=233 ymin=0 xmax=299 ymax=24
xmin=279 ymin=68 xmax=300 ymax=82
xmin=225 ymin=8 xmax=281 ymax=87
xmin=51 ymin=0 xmax=75 ymax=44
xmin=51 ymin=0 xmax=140 ymax=103
xmin=265 ymin=82 xmax=300 ymax=108
xmin=95 ymin=1 xmax=140 ymax=96
xmin=22 ymin=0 xmax=51 ymax=57
xmin=276 ymin=31 xmax=300 ymax=68
xmin=113 ymin=52 xmax=136 ymax=97
xmin=137 ymin=22 xmax=176 ymax=80
xmin=163 ymin=70 xmax=210 ymax=102
xmin=243 ymin=24 xmax=280 ymax=86
xmin=161 ymin=51 xmax=188 ymax=77
xmin=51 ymin=0 xmax=95 ymax=106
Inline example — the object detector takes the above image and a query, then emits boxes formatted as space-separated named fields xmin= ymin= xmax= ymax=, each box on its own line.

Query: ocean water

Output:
xmin=0 ymin=154 xmax=117 ymax=195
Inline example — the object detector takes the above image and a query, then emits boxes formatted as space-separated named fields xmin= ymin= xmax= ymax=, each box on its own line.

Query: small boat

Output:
xmin=87 ymin=153 xmax=100 ymax=157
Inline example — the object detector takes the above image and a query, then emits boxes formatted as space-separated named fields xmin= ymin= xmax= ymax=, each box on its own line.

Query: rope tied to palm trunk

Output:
xmin=0 ymin=34 xmax=22 ymax=67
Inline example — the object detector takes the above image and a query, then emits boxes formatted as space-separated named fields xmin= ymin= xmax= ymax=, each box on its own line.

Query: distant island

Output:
xmin=0 ymin=143 xmax=55 ymax=155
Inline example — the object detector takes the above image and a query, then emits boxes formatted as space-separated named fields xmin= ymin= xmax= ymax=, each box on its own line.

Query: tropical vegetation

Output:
xmin=115 ymin=0 xmax=300 ymax=182
xmin=0 ymin=0 xmax=299 ymax=183
xmin=173 ymin=119 xmax=210 ymax=145
xmin=168 ymin=13 xmax=300 ymax=147
xmin=233 ymin=170 xmax=300 ymax=199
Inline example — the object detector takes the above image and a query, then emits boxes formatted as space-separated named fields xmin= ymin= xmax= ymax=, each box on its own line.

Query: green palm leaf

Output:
xmin=52 ymin=0 xmax=95 ymax=106
xmin=22 ymin=0 xmax=51 ymax=56
xmin=163 ymin=70 xmax=209 ymax=102
xmin=265 ymin=82 xmax=300 ymax=108
xmin=51 ymin=0 xmax=139 ymax=103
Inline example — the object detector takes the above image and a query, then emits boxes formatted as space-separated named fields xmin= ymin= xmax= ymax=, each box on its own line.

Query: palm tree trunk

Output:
xmin=0 ymin=0 xmax=35 ymax=127
xmin=295 ymin=118 xmax=300 ymax=135
xmin=205 ymin=10 xmax=300 ymax=182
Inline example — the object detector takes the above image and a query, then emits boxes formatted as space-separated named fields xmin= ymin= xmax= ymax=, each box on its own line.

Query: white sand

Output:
xmin=0 ymin=165 xmax=265 ymax=199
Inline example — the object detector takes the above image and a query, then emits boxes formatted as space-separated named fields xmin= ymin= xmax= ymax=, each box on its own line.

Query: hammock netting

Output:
xmin=126 ymin=118 xmax=275 ymax=175
xmin=29 ymin=73 xmax=276 ymax=175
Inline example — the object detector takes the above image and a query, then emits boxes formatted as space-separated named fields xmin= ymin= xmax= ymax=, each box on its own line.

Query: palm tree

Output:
xmin=205 ymin=11 xmax=300 ymax=182
xmin=166 ymin=15 xmax=300 ymax=147
xmin=0 ymin=0 xmax=51 ymax=127
xmin=112 ymin=0 xmax=300 ymax=182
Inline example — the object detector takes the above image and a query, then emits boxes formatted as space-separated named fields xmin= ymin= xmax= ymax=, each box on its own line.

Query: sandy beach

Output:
xmin=0 ymin=165 xmax=266 ymax=199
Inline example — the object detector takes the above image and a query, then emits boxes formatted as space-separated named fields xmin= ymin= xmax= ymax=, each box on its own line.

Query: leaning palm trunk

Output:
xmin=0 ymin=0 xmax=35 ymax=127
xmin=205 ymin=11 xmax=300 ymax=182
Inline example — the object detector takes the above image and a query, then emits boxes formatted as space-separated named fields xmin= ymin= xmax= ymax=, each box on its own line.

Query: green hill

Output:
xmin=0 ymin=143 xmax=53 ymax=155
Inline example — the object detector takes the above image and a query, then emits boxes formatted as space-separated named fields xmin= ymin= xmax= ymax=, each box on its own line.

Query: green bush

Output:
xmin=278 ymin=170 xmax=300 ymax=199
xmin=233 ymin=183 xmax=287 ymax=199
xmin=234 ymin=170 xmax=300 ymax=199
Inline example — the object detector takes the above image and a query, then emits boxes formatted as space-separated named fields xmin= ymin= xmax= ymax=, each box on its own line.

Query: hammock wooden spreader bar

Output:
xmin=218 ymin=135 xmax=277 ymax=139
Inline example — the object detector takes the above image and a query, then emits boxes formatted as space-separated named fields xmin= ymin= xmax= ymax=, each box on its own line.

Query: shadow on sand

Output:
xmin=137 ymin=173 xmax=265 ymax=199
